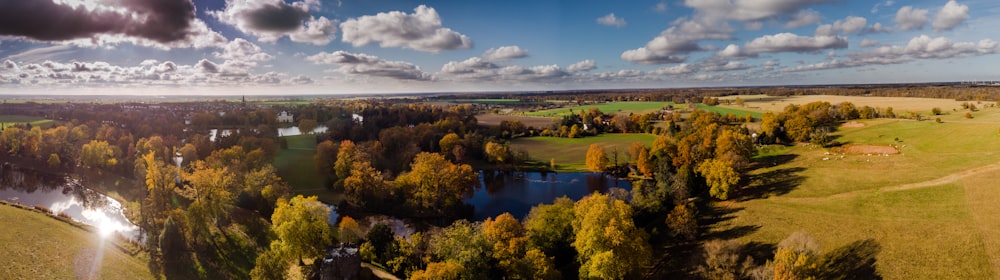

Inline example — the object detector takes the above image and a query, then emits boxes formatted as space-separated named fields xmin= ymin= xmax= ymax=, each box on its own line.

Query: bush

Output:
xmin=33 ymin=205 xmax=52 ymax=215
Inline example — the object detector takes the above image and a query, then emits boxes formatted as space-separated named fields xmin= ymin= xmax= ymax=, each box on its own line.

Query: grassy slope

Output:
xmin=274 ymin=134 xmax=341 ymax=204
xmin=0 ymin=205 xmax=156 ymax=279
xmin=711 ymin=107 xmax=1000 ymax=279
xmin=0 ymin=115 xmax=55 ymax=128
xmin=510 ymin=133 xmax=656 ymax=172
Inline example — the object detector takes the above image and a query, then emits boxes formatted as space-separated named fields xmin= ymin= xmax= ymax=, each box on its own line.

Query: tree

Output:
xmin=183 ymin=161 xmax=236 ymax=226
xmin=271 ymin=195 xmax=333 ymax=263
xmin=251 ymin=241 xmax=291 ymax=280
xmin=628 ymin=142 xmax=645 ymax=164
xmin=366 ymin=223 xmax=396 ymax=264
xmin=931 ymin=107 xmax=943 ymax=115
xmin=342 ymin=160 xmax=387 ymax=208
xmin=636 ymin=147 xmax=653 ymax=177
xmin=314 ymin=140 xmax=338 ymax=178
xmin=81 ymin=140 xmax=118 ymax=168
xmin=47 ymin=153 xmax=61 ymax=168
xmin=773 ymin=231 xmax=820 ymax=280
xmin=395 ymin=152 xmax=479 ymax=213
xmin=338 ymin=216 xmax=362 ymax=244
xmin=698 ymin=239 xmax=756 ymax=280
xmin=484 ymin=213 xmax=560 ymax=279
xmin=760 ymin=112 xmax=781 ymax=144
xmin=297 ymin=118 xmax=318 ymax=134
xmin=585 ymin=144 xmax=609 ymax=173
xmin=438 ymin=133 xmax=462 ymax=160
xmin=334 ymin=140 xmax=359 ymax=180
xmin=965 ymin=112 xmax=974 ymax=119
xmin=525 ymin=197 xmax=575 ymax=257
xmin=572 ymin=193 xmax=652 ymax=279
xmin=484 ymin=141 xmax=510 ymax=164
xmin=410 ymin=261 xmax=465 ymax=280
xmin=697 ymin=158 xmax=740 ymax=200
xmin=568 ymin=124 xmax=581 ymax=138
xmin=784 ymin=114 xmax=813 ymax=143
xmin=666 ymin=204 xmax=698 ymax=240
xmin=429 ymin=220 xmax=492 ymax=279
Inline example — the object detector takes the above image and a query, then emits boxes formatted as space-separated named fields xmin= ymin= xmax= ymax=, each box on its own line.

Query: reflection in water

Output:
xmin=0 ymin=164 xmax=140 ymax=240
xmin=465 ymin=171 xmax=632 ymax=220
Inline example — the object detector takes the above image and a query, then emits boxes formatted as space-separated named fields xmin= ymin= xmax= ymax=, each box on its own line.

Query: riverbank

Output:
xmin=0 ymin=203 xmax=155 ymax=279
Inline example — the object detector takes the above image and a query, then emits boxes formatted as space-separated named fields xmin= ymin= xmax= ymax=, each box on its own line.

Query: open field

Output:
xmin=510 ymin=133 xmax=656 ymax=172
xmin=274 ymin=134 xmax=341 ymax=204
xmin=0 ymin=204 xmax=156 ymax=279
xmin=709 ymin=105 xmax=1000 ymax=279
xmin=695 ymin=104 xmax=764 ymax=118
xmin=719 ymin=94 xmax=974 ymax=114
xmin=0 ymin=115 xmax=55 ymax=128
xmin=524 ymin=101 xmax=676 ymax=117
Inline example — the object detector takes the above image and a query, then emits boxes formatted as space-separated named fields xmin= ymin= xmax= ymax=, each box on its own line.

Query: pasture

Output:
xmin=510 ymin=133 xmax=656 ymax=172
xmin=475 ymin=114 xmax=557 ymax=129
xmin=0 ymin=115 xmax=55 ymax=128
xmin=709 ymin=104 xmax=1000 ymax=279
xmin=719 ymin=94 xmax=974 ymax=114
xmin=0 ymin=204 xmax=156 ymax=279
xmin=524 ymin=101 xmax=676 ymax=117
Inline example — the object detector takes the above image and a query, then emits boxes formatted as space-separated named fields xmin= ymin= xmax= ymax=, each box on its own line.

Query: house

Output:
xmin=320 ymin=245 xmax=361 ymax=280
xmin=277 ymin=111 xmax=294 ymax=123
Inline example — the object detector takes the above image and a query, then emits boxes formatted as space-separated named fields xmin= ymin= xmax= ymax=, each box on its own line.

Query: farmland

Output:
xmin=0 ymin=115 xmax=55 ymax=128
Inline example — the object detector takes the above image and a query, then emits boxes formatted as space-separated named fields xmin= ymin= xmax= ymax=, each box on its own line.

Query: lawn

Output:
xmin=274 ymin=134 xmax=341 ymax=204
xmin=0 ymin=115 xmax=55 ymax=128
xmin=510 ymin=133 xmax=657 ymax=172
xmin=524 ymin=101 xmax=676 ymax=117
xmin=0 ymin=204 xmax=156 ymax=279
xmin=707 ymin=105 xmax=1000 ymax=279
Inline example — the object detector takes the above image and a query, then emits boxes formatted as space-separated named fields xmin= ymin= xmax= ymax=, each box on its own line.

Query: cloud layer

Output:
xmin=340 ymin=5 xmax=472 ymax=52
xmin=210 ymin=0 xmax=337 ymax=45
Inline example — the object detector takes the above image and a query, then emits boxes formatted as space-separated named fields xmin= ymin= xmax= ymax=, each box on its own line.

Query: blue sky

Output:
xmin=1 ymin=0 xmax=999 ymax=95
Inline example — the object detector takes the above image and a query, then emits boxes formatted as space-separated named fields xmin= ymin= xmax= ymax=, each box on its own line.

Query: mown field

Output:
xmin=274 ymin=134 xmax=341 ymax=204
xmin=710 ymin=102 xmax=1000 ymax=279
xmin=0 ymin=204 xmax=156 ymax=279
xmin=510 ymin=133 xmax=656 ymax=172
xmin=0 ymin=115 xmax=55 ymax=128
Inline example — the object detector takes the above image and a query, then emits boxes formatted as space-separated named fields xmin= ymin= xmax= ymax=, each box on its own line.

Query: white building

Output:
xmin=277 ymin=111 xmax=294 ymax=123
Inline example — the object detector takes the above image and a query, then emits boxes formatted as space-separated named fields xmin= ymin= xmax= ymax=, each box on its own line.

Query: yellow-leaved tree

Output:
xmin=585 ymin=144 xmax=609 ymax=173
xmin=572 ymin=193 xmax=652 ymax=279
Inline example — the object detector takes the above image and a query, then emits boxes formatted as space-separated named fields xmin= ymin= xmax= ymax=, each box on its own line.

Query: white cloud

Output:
xmin=684 ymin=0 xmax=838 ymax=22
xmin=214 ymin=38 xmax=274 ymax=62
xmin=815 ymin=16 xmax=867 ymax=36
xmin=597 ymin=13 xmax=627 ymax=28
xmin=340 ymin=5 xmax=472 ymax=52
xmin=621 ymin=19 xmax=732 ymax=64
xmin=717 ymin=44 xmax=755 ymax=58
xmin=859 ymin=39 xmax=880 ymax=47
xmin=306 ymin=51 xmax=431 ymax=80
xmin=744 ymin=33 xmax=848 ymax=54
xmin=784 ymin=10 xmax=822 ymax=29
xmin=210 ymin=0 xmax=337 ymax=45
xmin=895 ymin=6 xmax=929 ymax=31
xmin=653 ymin=3 xmax=668 ymax=13
xmin=0 ymin=58 xmax=305 ymax=87
xmin=482 ymin=46 xmax=528 ymax=61
xmin=871 ymin=0 xmax=895 ymax=14
xmin=652 ymin=64 xmax=696 ymax=75
xmin=566 ymin=60 xmax=597 ymax=73
xmin=933 ymin=0 xmax=969 ymax=32
xmin=784 ymin=35 xmax=999 ymax=72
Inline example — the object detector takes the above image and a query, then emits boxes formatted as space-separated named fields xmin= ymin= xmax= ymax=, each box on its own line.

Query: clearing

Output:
xmin=510 ymin=133 xmax=656 ymax=172
xmin=709 ymin=103 xmax=1000 ymax=279
xmin=274 ymin=134 xmax=341 ymax=204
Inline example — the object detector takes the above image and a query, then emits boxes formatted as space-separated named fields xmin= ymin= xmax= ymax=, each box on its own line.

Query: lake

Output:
xmin=464 ymin=171 xmax=632 ymax=220
xmin=0 ymin=164 xmax=140 ymax=240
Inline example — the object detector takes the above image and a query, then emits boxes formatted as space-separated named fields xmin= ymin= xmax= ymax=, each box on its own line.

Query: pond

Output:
xmin=464 ymin=171 xmax=632 ymax=220
xmin=0 ymin=164 xmax=140 ymax=240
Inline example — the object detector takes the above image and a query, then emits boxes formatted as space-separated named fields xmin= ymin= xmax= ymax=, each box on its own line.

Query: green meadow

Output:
xmin=0 ymin=115 xmax=55 ymax=128
xmin=510 ymin=133 xmax=657 ymax=172
xmin=274 ymin=134 xmax=341 ymax=204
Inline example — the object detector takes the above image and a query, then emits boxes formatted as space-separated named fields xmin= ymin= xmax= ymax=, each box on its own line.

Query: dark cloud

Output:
xmin=244 ymin=2 xmax=311 ymax=32
xmin=0 ymin=0 xmax=199 ymax=44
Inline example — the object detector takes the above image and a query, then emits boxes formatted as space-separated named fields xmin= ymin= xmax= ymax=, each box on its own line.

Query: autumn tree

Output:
xmin=314 ymin=140 xmax=338 ymax=178
xmin=759 ymin=112 xmax=781 ymax=144
xmin=333 ymin=140 xmax=359 ymax=180
xmin=251 ymin=241 xmax=291 ymax=280
xmin=438 ymin=133 xmax=462 ymax=160
xmin=636 ymin=147 xmax=653 ymax=177
xmin=81 ymin=140 xmax=119 ymax=168
xmin=628 ymin=142 xmax=646 ymax=164
xmin=525 ymin=197 xmax=576 ymax=257
xmin=410 ymin=261 xmax=465 ymax=280
xmin=338 ymin=216 xmax=362 ymax=244
xmin=271 ymin=195 xmax=333 ymax=263
xmin=666 ymin=204 xmax=698 ymax=240
xmin=773 ymin=231 xmax=820 ymax=280
xmin=297 ymin=118 xmax=318 ymax=134
xmin=572 ymin=193 xmax=652 ymax=279
xmin=342 ymin=160 xmax=388 ymax=208
xmin=395 ymin=152 xmax=479 ymax=214
xmin=698 ymin=239 xmax=757 ymax=280
xmin=697 ymin=158 xmax=740 ymax=200
xmin=429 ymin=220 xmax=493 ymax=279
xmin=482 ymin=212 xmax=558 ymax=279
xmin=485 ymin=141 xmax=510 ymax=164
xmin=585 ymin=144 xmax=609 ymax=173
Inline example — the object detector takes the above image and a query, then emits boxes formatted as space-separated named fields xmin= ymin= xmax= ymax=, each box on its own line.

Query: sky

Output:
xmin=1 ymin=0 xmax=999 ymax=95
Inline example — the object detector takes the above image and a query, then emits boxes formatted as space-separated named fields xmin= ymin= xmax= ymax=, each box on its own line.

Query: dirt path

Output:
xmin=774 ymin=161 xmax=1000 ymax=203
xmin=362 ymin=263 xmax=401 ymax=280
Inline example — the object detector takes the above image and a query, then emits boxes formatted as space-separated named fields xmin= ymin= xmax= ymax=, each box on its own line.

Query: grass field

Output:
xmin=719 ymin=94 xmax=973 ymax=115
xmin=274 ymin=134 xmax=341 ymax=204
xmin=708 ymin=104 xmax=1000 ymax=279
xmin=510 ymin=133 xmax=657 ymax=172
xmin=695 ymin=104 xmax=764 ymax=119
xmin=524 ymin=101 xmax=676 ymax=117
xmin=0 ymin=204 xmax=156 ymax=279
xmin=475 ymin=114 xmax=557 ymax=128
xmin=0 ymin=115 xmax=55 ymax=128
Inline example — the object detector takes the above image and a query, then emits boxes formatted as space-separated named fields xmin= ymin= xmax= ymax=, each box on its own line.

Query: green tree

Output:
xmin=525 ymin=197 xmax=575 ymax=257
xmin=572 ymin=193 xmax=652 ymax=279
xmin=251 ymin=241 xmax=291 ymax=280
xmin=585 ymin=144 xmax=609 ymax=173
xmin=430 ymin=220 xmax=492 ymax=279
xmin=366 ymin=223 xmax=396 ymax=264
xmin=271 ymin=195 xmax=333 ymax=263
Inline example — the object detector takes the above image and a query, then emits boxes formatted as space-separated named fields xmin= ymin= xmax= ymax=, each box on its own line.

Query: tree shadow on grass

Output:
xmin=736 ymin=167 xmax=805 ymax=201
xmin=817 ymin=239 xmax=882 ymax=280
